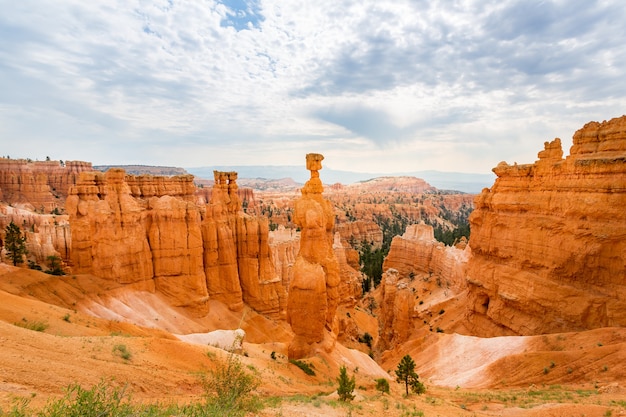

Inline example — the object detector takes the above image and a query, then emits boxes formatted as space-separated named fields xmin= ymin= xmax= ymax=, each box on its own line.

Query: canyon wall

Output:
xmin=0 ymin=159 xmax=93 ymax=213
xmin=379 ymin=224 xmax=469 ymax=349
xmin=66 ymin=169 xmax=286 ymax=317
xmin=466 ymin=116 xmax=626 ymax=335
xmin=383 ymin=224 xmax=469 ymax=291
xmin=0 ymin=159 xmax=92 ymax=266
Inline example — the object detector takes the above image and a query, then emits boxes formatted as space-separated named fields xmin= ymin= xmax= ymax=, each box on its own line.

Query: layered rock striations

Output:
xmin=379 ymin=268 xmax=416 ymax=350
xmin=0 ymin=158 xmax=93 ymax=212
xmin=202 ymin=171 xmax=286 ymax=316
xmin=384 ymin=224 xmax=469 ymax=292
xmin=0 ymin=205 xmax=71 ymax=264
xmin=66 ymin=169 xmax=208 ymax=311
xmin=335 ymin=220 xmax=383 ymax=250
xmin=66 ymin=169 xmax=285 ymax=317
xmin=379 ymin=224 xmax=470 ymax=349
xmin=466 ymin=116 xmax=626 ymax=335
xmin=286 ymin=154 xmax=341 ymax=358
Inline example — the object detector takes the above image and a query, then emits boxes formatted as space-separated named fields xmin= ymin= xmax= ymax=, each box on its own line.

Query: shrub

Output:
xmin=112 ymin=344 xmax=132 ymax=361
xmin=289 ymin=359 xmax=316 ymax=376
xmin=375 ymin=378 xmax=390 ymax=394
xmin=358 ymin=332 xmax=373 ymax=348
xmin=336 ymin=365 xmax=356 ymax=402
xmin=203 ymin=352 xmax=260 ymax=415
xmin=39 ymin=380 xmax=132 ymax=417
xmin=45 ymin=255 xmax=65 ymax=276
xmin=28 ymin=260 xmax=42 ymax=271
xmin=14 ymin=319 xmax=48 ymax=332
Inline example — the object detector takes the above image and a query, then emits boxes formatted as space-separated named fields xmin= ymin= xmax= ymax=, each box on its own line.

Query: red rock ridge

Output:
xmin=466 ymin=116 xmax=626 ymax=335
xmin=0 ymin=159 xmax=93 ymax=212
xmin=379 ymin=224 xmax=469 ymax=349
xmin=65 ymin=168 xmax=286 ymax=318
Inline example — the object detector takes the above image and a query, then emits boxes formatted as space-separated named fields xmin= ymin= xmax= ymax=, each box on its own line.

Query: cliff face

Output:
xmin=379 ymin=224 xmax=469 ymax=348
xmin=335 ymin=220 xmax=383 ymax=250
xmin=466 ymin=116 xmax=626 ymax=335
xmin=0 ymin=205 xmax=71 ymax=264
xmin=66 ymin=169 xmax=208 ymax=312
xmin=66 ymin=169 xmax=285 ymax=317
xmin=383 ymin=224 xmax=469 ymax=291
xmin=202 ymin=171 xmax=285 ymax=316
xmin=0 ymin=159 xmax=93 ymax=213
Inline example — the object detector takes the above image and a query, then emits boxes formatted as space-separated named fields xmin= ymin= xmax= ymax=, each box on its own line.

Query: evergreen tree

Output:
xmin=395 ymin=354 xmax=425 ymax=396
xmin=4 ymin=221 xmax=27 ymax=266
xmin=45 ymin=255 xmax=65 ymax=275
xmin=336 ymin=365 xmax=356 ymax=402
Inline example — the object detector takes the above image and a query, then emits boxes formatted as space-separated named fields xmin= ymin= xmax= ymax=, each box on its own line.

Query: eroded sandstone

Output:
xmin=286 ymin=154 xmax=341 ymax=358
xmin=466 ymin=116 xmax=626 ymax=334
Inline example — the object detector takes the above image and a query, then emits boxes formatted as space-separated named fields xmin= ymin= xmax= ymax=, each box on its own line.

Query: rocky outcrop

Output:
xmin=378 ymin=224 xmax=470 ymax=349
xmin=195 ymin=186 xmax=257 ymax=215
xmin=201 ymin=171 xmax=286 ymax=317
xmin=269 ymin=226 xmax=299 ymax=294
xmin=466 ymin=116 xmax=626 ymax=335
xmin=335 ymin=220 xmax=383 ymax=250
xmin=383 ymin=224 xmax=469 ymax=291
xmin=66 ymin=169 xmax=208 ymax=312
xmin=66 ymin=169 xmax=286 ymax=318
xmin=379 ymin=268 xmax=416 ymax=350
xmin=333 ymin=233 xmax=364 ymax=308
xmin=0 ymin=205 xmax=71 ymax=265
xmin=0 ymin=159 xmax=93 ymax=213
xmin=286 ymin=154 xmax=341 ymax=358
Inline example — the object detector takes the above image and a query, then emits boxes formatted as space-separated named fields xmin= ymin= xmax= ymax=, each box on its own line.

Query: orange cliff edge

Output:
xmin=466 ymin=116 xmax=626 ymax=335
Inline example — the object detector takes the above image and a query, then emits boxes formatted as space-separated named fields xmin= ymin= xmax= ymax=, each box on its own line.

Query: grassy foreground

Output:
xmin=0 ymin=353 xmax=261 ymax=417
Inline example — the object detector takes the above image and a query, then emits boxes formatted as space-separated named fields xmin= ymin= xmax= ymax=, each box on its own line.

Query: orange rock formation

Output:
xmin=65 ymin=169 xmax=285 ymax=317
xmin=466 ymin=116 xmax=626 ymax=335
xmin=0 ymin=159 xmax=93 ymax=213
xmin=286 ymin=154 xmax=341 ymax=358
xmin=202 ymin=171 xmax=286 ymax=316
xmin=66 ymin=169 xmax=208 ymax=312
xmin=379 ymin=224 xmax=469 ymax=349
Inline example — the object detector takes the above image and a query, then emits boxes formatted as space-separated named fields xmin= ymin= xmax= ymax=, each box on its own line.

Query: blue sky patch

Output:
xmin=219 ymin=0 xmax=264 ymax=31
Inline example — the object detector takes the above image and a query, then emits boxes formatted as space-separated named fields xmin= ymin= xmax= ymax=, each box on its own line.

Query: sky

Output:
xmin=1 ymin=0 xmax=625 ymax=175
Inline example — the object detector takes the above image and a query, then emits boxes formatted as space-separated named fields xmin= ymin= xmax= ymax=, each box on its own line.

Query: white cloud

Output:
xmin=0 ymin=0 xmax=625 ymax=175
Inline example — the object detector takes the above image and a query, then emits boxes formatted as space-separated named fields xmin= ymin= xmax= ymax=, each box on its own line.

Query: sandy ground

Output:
xmin=1 ymin=264 xmax=626 ymax=416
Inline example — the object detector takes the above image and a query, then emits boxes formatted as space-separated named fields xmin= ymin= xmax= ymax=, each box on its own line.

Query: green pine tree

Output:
xmin=336 ymin=365 xmax=356 ymax=402
xmin=4 ymin=221 xmax=27 ymax=266
xmin=395 ymin=354 xmax=425 ymax=396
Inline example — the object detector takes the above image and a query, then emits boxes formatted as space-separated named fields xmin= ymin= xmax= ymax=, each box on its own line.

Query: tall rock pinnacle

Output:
xmin=286 ymin=153 xmax=341 ymax=359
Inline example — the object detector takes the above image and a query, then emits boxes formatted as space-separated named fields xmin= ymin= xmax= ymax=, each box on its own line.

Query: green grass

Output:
xmin=453 ymin=386 xmax=599 ymax=409
xmin=112 ymin=344 xmax=132 ymax=361
xmin=0 ymin=353 xmax=263 ymax=417
xmin=13 ymin=319 xmax=49 ymax=332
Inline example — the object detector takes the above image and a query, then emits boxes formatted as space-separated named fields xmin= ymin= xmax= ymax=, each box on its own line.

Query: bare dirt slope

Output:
xmin=1 ymin=264 xmax=626 ymax=416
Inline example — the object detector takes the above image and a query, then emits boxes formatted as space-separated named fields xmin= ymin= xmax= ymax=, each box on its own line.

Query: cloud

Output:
xmin=0 ymin=0 xmax=625 ymax=175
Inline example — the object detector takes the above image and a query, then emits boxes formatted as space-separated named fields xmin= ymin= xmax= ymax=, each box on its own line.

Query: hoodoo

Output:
xmin=286 ymin=153 xmax=341 ymax=358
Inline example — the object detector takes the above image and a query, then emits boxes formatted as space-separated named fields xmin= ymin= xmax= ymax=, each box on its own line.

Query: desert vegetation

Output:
xmin=4 ymin=221 xmax=27 ymax=266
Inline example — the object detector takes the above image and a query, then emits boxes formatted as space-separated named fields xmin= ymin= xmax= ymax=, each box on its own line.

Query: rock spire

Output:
xmin=286 ymin=153 xmax=341 ymax=358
